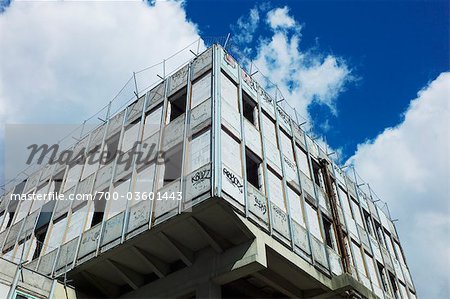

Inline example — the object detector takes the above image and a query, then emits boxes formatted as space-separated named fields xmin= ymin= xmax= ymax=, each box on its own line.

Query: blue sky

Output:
xmin=186 ymin=0 xmax=449 ymax=160
xmin=0 ymin=1 xmax=448 ymax=298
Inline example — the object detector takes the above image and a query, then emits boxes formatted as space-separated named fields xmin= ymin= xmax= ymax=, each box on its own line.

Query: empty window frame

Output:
xmin=389 ymin=271 xmax=400 ymax=298
xmin=32 ymin=224 xmax=49 ymax=260
xmin=90 ymin=192 xmax=106 ymax=227
xmin=374 ymin=221 xmax=386 ymax=247
xmin=363 ymin=210 xmax=374 ymax=236
xmin=191 ymin=72 xmax=211 ymax=109
xmin=168 ymin=87 xmax=187 ymax=122
xmin=322 ymin=217 xmax=336 ymax=249
xmin=311 ymin=159 xmax=324 ymax=188
xmin=162 ymin=145 xmax=183 ymax=186
xmin=103 ymin=133 xmax=120 ymax=165
xmin=245 ymin=149 xmax=263 ymax=190
xmin=242 ymin=91 xmax=258 ymax=127
xmin=377 ymin=262 xmax=390 ymax=293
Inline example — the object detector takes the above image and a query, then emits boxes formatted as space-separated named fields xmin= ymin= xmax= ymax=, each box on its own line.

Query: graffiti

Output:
xmin=224 ymin=53 xmax=236 ymax=68
xmin=253 ymin=195 xmax=267 ymax=215
xmin=284 ymin=157 xmax=295 ymax=170
xmin=276 ymin=106 xmax=290 ymax=125
xmin=191 ymin=169 xmax=211 ymax=186
xmin=242 ymin=70 xmax=258 ymax=92
xmin=272 ymin=204 xmax=287 ymax=221
xmin=223 ymin=167 xmax=243 ymax=193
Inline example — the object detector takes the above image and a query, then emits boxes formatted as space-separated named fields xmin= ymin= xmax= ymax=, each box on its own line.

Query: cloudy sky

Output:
xmin=0 ymin=1 xmax=448 ymax=298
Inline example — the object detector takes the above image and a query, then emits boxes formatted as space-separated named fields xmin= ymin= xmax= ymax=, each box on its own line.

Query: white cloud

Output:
xmin=266 ymin=6 xmax=296 ymax=30
xmin=0 ymin=1 xmax=202 ymax=124
xmin=347 ymin=72 xmax=450 ymax=299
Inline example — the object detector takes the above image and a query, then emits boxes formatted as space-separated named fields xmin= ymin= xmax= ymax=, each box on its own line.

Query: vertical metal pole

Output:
xmin=133 ymin=72 xmax=139 ymax=99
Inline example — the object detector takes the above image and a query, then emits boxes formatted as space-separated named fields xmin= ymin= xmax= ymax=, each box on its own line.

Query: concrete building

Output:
xmin=0 ymin=45 xmax=416 ymax=299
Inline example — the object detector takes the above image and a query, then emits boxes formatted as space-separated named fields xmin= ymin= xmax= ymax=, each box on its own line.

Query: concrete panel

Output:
xmin=126 ymin=96 xmax=145 ymax=124
xmin=276 ymin=106 xmax=292 ymax=134
xmin=401 ymin=263 xmax=413 ymax=287
xmin=357 ymin=224 xmax=371 ymax=252
xmin=40 ymin=164 xmax=54 ymax=184
xmin=186 ymin=164 xmax=211 ymax=202
xmin=101 ymin=211 xmax=124 ymax=246
xmin=4 ymin=219 xmax=22 ymax=249
xmin=168 ymin=64 xmax=188 ymax=96
xmin=127 ymin=199 xmax=151 ymax=235
xmin=381 ymin=246 xmax=393 ymax=270
xmin=54 ymin=188 xmax=73 ymax=219
xmin=191 ymin=72 xmax=211 ymax=109
xmin=154 ymin=179 xmax=181 ymax=219
xmin=56 ymin=237 xmax=78 ymax=271
xmin=367 ymin=199 xmax=379 ymax=221
xmin=306 ymin=136 xmax=319 ymax=158
xmin=244 ymin=120 xmax=262 ymax=157
xmin=221 ymin=101 xmax=241 ymax=138
xmin=369 ymin=235 xmax=383 ymax=263
xmin=393 ymin=257 xmax=405 ymax=283
xmin=292 ymin=221 xmax=310 ymax=254
xmin=377 ymin=205 xmax=392 ymax=233
xmin=345 ymin=175 xmax=358 ymax=199
xmin=162 ymin=115 xmax=185 ymax=151
xmin=241 ymin=69 xmax=258 ymax=99
xmin=72 ymin=136 xmax=88 ymax=160
xmin=265 ymin=142 xmax=281 ymax=174
xmin=271 ymin=202 xmax=290 ymax=239
xmin=25 ymin=258 xmax=39 ymax=271
xmin=311 ymin=236 xmax=328 ymax=268
xmin=88 ymin=124 xmax=106 ymax=152
xmin=187 ymin=130 xmax=210 ymax=174
xmin=190 ymin=98 xmax=211 ymax=134
xmin=283 ymin=156 xmax=299 ymax=187
xmin=107 ymin=110 xmax=125 ymax=138
xmin=94 ymin=163 xmax=114 ymax=190
xmin=221 ymin=50 xmax=239 ymax=80
xmin=300 ymin=172 xmax=315 ymax=200
xmin=317 ymin=188 xmax=330 ymax=212
xmin=145 ymin=82 xmax=165 ymax=112
xmin=259 ymin=88 xmax=275 ymax=116
xmin=19 ymin=210 xmax=39 ymax=241
xmin=114 ymin=150 xmax=134 ymax=182
xmin=76 ymin=174 xmax=94 ymax=202
xmin=77 ymin=224 xmax=101 ymax=259
xmin=222 ymin=164 xmax=244 ymax=206
xmin=24 ymin=170 xmax=42 ymax=193
xmin=0 ymin=230 xmax=7 ymax=250
xmin=38 ymin=249 xmax=58 ymax=275
xmin=21 ymin=267 xmax=53 ymax=294
xmin=346 ymin=217 xmax=360 ymax=243
xmin=292 ymin=124 xmax=306 ymax=148
xmin=192 ymin=47 xmax=212 ymax=80
xmin=247 ymin=184 xmax=269 ymax=224
xmin=328 ymin=247 xmax=343 ymax=275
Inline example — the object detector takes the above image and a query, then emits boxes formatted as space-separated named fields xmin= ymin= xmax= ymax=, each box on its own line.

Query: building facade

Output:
xmin=0 ymin=45 xmax=416 ymax=299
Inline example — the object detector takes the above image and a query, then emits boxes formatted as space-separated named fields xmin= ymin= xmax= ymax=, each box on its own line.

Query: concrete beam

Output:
xmin=189 ymin=217 xmax=224 ymax=253
xmin=158 ymin=232 xmax=194 ymax=266
xmin=131 ymin=246 xmax=170 ymax=278
xmin=106 ymin=259 xmax=145 ymax=290
xmin=79 ymin=271 xmax=120 ymax=298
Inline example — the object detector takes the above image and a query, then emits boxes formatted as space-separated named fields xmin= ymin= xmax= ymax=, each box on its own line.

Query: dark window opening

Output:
xmin=242 ymin=92 xmax=257 ymax=126
xmin=323 ymin=217 xmax=334 ymax=248
xmin=311 ymin=159 xmax=323 ymax=187
xmin=377 ymin=262 xmax=389 ymax=292
xmin=91 ymin=193 xmax=106 ymax=227
xmin=52 ymin=171 xmax=65 ymax=193
xmin=168 ymin=88 xmax=187 ymax=122
xmin=33 ymin=225 xmax=49 ymax=260
xmin=374 ymin=221 xmax=385 ymax=246
xmin=363 ymin=210 xmax=373 ymax=235
xmin=389 ymin=272 xmax=399 ymax=298
xmin=104 ymin=133 xmax=120 ymax=164
xmin=245 ymin=149 xmax=262 ymax=190
xmin=163 ymin=146 xmax=183 ymax=186
xmin=6 ymin=212 xmax=15 ymax=228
